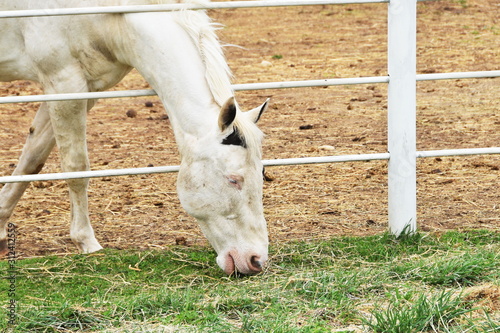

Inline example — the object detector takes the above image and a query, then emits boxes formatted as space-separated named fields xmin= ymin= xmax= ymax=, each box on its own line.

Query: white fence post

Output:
xmin=387 ymin=0 xmax=417 ymax=235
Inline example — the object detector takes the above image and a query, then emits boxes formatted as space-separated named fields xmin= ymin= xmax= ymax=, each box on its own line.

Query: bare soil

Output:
xmin=1 ymin=0 xmax=499 ymax=258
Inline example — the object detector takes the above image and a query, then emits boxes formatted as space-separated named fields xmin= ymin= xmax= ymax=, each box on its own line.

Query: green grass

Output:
xmin=1 ymin=230 xmax=499 ymax=332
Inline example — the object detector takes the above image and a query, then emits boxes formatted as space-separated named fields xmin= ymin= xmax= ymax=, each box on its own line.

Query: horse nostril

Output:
xmin=250 ymin=255 xmax=263 ymax=272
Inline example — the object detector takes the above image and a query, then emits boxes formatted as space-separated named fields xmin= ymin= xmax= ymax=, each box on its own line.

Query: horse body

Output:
xmin=0 ymin=0 xmax=269 ymax=275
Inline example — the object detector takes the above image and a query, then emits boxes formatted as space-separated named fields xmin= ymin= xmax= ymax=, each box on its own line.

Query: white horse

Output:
xmin=0 ymin=0 xmax=269 ymax=275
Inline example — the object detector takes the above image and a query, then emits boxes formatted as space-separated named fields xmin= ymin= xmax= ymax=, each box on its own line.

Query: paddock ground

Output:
xmin=0 ymin=0 xmax=498 ymax=258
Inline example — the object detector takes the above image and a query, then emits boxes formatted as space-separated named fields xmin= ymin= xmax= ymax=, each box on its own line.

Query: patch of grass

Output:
xmin=362 ymin=290 xmax=476 ymax=333
xmin=1 ymin=230 xmax=499 ymax=332
xmin=389 ymin=250 xmax=499 ymax=287
xmin=418 ymin=252 xmax=497 ymax=286
xmin=19 ymin=304 xmax=109 ymax=332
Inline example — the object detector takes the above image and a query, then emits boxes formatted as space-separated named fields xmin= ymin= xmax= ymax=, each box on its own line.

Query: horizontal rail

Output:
xmin=0 ymin=89 xmax=157 ymax=105
xmin=417 ymin=70 xmax=500 ymax=81
xmin=416 ymin=147 xmax=500 ymax=158
xmin=263 ymin=153 xmax=390 ymax=167
xmin=1 ymin=147 xmax=498 ymax=184
xmin=0 ymin=165 xmax=181 ymax=183
xmin=1 ymin=71 xmax=499 ymax=104
xmin=0 ymin=0 xmax=388 ymax=19
xmin=233 ymin=76 xmax=389 ymax=90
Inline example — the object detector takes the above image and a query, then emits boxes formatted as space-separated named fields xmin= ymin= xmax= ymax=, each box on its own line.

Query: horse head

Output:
xmin=177 ymin=97 xmax=269 ymax=275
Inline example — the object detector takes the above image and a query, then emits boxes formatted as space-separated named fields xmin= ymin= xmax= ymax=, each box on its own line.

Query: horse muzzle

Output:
xmin=217 ymin=249 xmax=268 ymax=276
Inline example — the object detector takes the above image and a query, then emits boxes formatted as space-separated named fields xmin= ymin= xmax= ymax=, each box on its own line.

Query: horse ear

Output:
xmin=219 ymin=97 xmax=237 ymax=132
xmin=246 ymin=98 xmax=270 ymax=124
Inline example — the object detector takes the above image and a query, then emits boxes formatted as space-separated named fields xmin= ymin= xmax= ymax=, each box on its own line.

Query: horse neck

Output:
xmin=114 ymin=12 xmax=231 ymax=148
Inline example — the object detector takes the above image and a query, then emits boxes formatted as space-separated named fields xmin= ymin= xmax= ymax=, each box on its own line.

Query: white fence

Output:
xmin=1 ymin=0 xmax=499 ymax=235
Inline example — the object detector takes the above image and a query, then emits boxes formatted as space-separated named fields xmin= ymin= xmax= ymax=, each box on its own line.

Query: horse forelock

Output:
xmin=232 ymin=116 xmax=264 ymax=160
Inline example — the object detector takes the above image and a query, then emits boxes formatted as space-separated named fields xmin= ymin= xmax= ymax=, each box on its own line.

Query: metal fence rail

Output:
xmin=2 ymin=71 xmax=500 ymax=105
xmin=0 ymin=0 xmax=388 ymax=18
xmin=1 ymin=0 xmax=499 ymax=235
xmin=1 ymin=147 xmax=499 ymax=184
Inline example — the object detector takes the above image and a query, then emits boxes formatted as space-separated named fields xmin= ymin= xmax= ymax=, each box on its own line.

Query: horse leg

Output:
xmin=0 ymin=103 xmax=56 ymax=255
xmin=45 ymin=97 xmax=102 ymax=254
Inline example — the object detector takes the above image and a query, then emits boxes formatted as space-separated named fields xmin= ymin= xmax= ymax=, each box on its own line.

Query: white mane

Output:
xmin=172 ymin=3 xmax=234 ymax=107
xmin=169 ymin=1 xmax=264 ymax=157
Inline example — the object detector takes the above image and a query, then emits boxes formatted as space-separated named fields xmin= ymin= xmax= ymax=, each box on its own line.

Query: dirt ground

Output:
xmin=1 ymin=0 xmax=499 ymax=258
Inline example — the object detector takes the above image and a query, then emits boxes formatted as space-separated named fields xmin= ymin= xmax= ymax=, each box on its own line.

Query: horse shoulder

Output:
xmin=0 ymin=19 xmax=38 ymax=82
xmin=67 ymin=17 xmax=132 ymax=91
xmin=2 ymin=13 xmax=130 ymax=91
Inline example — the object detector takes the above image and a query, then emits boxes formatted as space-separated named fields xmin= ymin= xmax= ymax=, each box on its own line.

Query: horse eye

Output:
xmin=227 ymin=175 xmax=243 ymax=190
